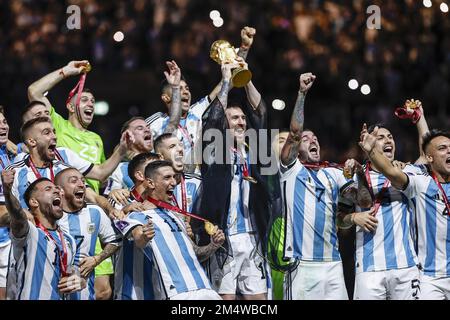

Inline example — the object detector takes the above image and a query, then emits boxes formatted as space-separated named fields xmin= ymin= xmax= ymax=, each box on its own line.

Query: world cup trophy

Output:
xmin=210 ymin=40 xmax=252 ymax=88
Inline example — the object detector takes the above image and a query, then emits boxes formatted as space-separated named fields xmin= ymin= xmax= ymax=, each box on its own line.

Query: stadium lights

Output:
xmin=272 ymin=99 xmax=286 ymax=110
xmin=440 ymin=2 xmax=449 ymax=12
xmin=423 ymin=0 xmax=432 ymax=8
xmin=94 ymin=101 xmax=109 ymax=115
xmin=361 ymin=84 xmax=371 ymax=95
xmin=348 ymin=79 xmax=359 ymax=90
xmin=213 ymin=17 xmax=224 ymax=28
xmin=113 ymin=31 xmax=124 ymax=42
xmin=209 ymin=10 xmax=220 ymax=20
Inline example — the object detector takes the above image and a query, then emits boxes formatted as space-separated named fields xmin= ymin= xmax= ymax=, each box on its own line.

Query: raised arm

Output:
xmin=237 ymin=26 xmax=256 ymax=61
xmin=1 ymin=170 xmax=29 ymax=238
xmin=28 ymin=60 xmax=89 ymax=108
xmin=359 ymin=124 xmax=408 ymax=190
xmin=281 ymin=73 xmax=316 ymax=166
xmin=413 ymin=100 xmax=430 ymax=164
xmin=163 ymin=60 xmax=182 ymax=134
xmin=86 ymin=130 xmax=133 ymax=182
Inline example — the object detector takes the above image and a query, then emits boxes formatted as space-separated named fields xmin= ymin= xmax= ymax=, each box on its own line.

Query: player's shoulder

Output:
xmin=146 ymin=112 xmax=167 ymax=125
xmin=403 ymin=163 xmax=429 ymax=176
xmin=85 ymin=203 xmax=107 ymax=215
xmin=184 ymin=172 xmax=202 ymax=181
xmin=6 ymin=158 xmax=27 ymax=170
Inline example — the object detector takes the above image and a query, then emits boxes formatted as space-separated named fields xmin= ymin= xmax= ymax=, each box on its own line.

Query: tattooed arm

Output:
xmin=2 ymin=170 xmax=29 ymax=238
xmin=163 ymin=60 xmax=182 ymax=134
xmin=217 ymin=63 xmax=234 ymax=110
xmin=281 ymin=73 xmax=316 ymax=166
xmin=190 ymin=228 xmax=225 ymax=263
xmin=79 ymin=243 xmax=119 ymax=278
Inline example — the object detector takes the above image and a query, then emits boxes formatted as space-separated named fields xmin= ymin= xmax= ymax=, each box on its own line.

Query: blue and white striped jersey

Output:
xmin=103 ymin=162 xmax=133 ymax=196
xmin=354 ymin=164 xmax=421 ymax=272
xmin=7 ymin=148 xmax=93 ymax=208
xmin=280 ymin=160 xmax=354 ymax=261
xmin=401 ymin=169 xmax=450 ymax=278
xmin=173 ymin=173 xmax=202 ymax=213
xmin=10 ymin=221 xmax=76 ymax=300
xmin=0 ymin=144 xmax=14 ymax=246
xmin=113 ymin=236 xmax=156 ymax=300
xmin=227 ymin=149 xmax=254 ymax=236
xmin=58 ymin=204 xmax=119 ymax=300
xmin=145 ymin=96 xmax=210 ymax=167
xmin=117 ymin=208 xmax=211 ymax=299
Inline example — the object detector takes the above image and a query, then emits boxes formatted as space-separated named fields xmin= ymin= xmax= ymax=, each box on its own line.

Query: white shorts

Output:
xmin=208 ymin=232 xmax=268 ymax=296
xmin=284 ymin=260 xmax=348 ymax=300
xmin=0 ymin=241 xmax=11 ymax=288
xmin=354 ymin=266 xmax=420 ymax=300
xmin=419 ymin=273 xmax=450 ymax=300
xmin=170 ymin=288 xmax=222 ymax=300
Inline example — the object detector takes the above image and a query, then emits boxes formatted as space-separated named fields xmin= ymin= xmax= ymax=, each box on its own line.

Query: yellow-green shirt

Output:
xmin=50 ymin=106 xmax=105 ymax=193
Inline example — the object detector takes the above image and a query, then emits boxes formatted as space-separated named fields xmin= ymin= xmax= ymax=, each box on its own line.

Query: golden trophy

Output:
xmin=210 ymin=40 xmax=252 ymax=88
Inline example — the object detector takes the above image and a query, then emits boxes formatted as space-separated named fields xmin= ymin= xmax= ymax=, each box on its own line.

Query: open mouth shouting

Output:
xmin=0 ymin=130 xmax=8 ymax=141
xmin=48 ymin=142 xmax=57 ymax=159
xmin=74 ymin=188 xmax=85 ymax=201
xmin=52 ymin=195 xmax=62 ymax=209
xmin=83 ymin=108 xmax=94 ymax=118
xmin=382 ymin=144 xmax=394 ymax=158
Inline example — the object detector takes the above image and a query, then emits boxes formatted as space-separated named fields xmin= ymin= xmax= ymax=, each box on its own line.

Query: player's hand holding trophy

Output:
xmin=210 ymin=40 xmax=252 ymax=88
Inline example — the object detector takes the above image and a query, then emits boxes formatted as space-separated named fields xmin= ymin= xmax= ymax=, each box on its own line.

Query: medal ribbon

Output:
xmin=130 ymin=188 xmax=144 ymax=203
xmin=178 ymin=124 xmax=194 ymax=147
xmin=35 ymin=218 xmax=68 ymax=276
xmin=147 ymin=196 xmax=208 ymax=223
xmin=431 ymin=172 xmax=450 ymax=216
xmin=66 ymin=72 xmax=89 ymax=129
xmin=28 ymin=156 xmax=55 ymax=182
xmin=394 ymin=106 xmax=422 ymax=124
xmin=365 ymin=162 xmax=390 ymax=215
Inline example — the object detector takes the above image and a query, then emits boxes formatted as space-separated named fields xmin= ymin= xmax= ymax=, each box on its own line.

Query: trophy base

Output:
xmin=232 ymin=68 xmax=252 ymax=88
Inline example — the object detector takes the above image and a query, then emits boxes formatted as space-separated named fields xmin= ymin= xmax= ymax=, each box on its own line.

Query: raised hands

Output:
xmin=164 ymin=60 xmax=181 ymax=87
xmin=1 ymin=169 xmax=15 ymax=195
xmin=359 ymin=123 xmax=377 ymax=154
xmin=299 ymin=73 xmax=316 ymax=93
xmin=240 ymin=26 xmax=256 ymax=50
xmin=62 ymin=60 xmax=90 ymax=77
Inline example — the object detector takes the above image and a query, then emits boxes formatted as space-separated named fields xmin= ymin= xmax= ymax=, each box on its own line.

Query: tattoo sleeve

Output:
xmin=281 ymin=91 xmax=306 ymax=165
xmin=192 ymin=241 xmax=220 ymax=263
xmin=164 ymin=86 xmax=181 ymax=134
xmin=4 ymin=190 xmax=29 ymax=238
xmin=356 ymin=171 xmax=373 ymax=208
xmin=217 ymin=80 xmax=230 ymax=110
xmin=96 ymin=243 xmax=119 ymax=263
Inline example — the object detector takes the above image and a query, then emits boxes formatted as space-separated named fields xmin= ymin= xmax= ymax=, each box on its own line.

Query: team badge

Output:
xmin=87 ymin=223 xmax=96 ymax=234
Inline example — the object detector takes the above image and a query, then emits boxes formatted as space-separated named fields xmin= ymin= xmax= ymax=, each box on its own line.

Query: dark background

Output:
xmin=1 ymin=0 xmax=449 ymax=162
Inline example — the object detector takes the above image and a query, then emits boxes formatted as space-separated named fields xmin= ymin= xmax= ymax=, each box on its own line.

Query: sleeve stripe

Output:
xmin=82 ymin=163 xmax=95 ymax=176
xmin=145 ymin=112 xmax=164 ymax=125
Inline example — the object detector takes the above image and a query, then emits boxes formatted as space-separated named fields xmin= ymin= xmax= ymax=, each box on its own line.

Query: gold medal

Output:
xmin=243 ymin=175 xmax=258 ymax=184
xmin=83 ymin=62 xmax=92 ymax=73
xmin=204 ymin=221 xmax=217 ymax=235
xmin=405 ymin=99 xmax=418 ymax=109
